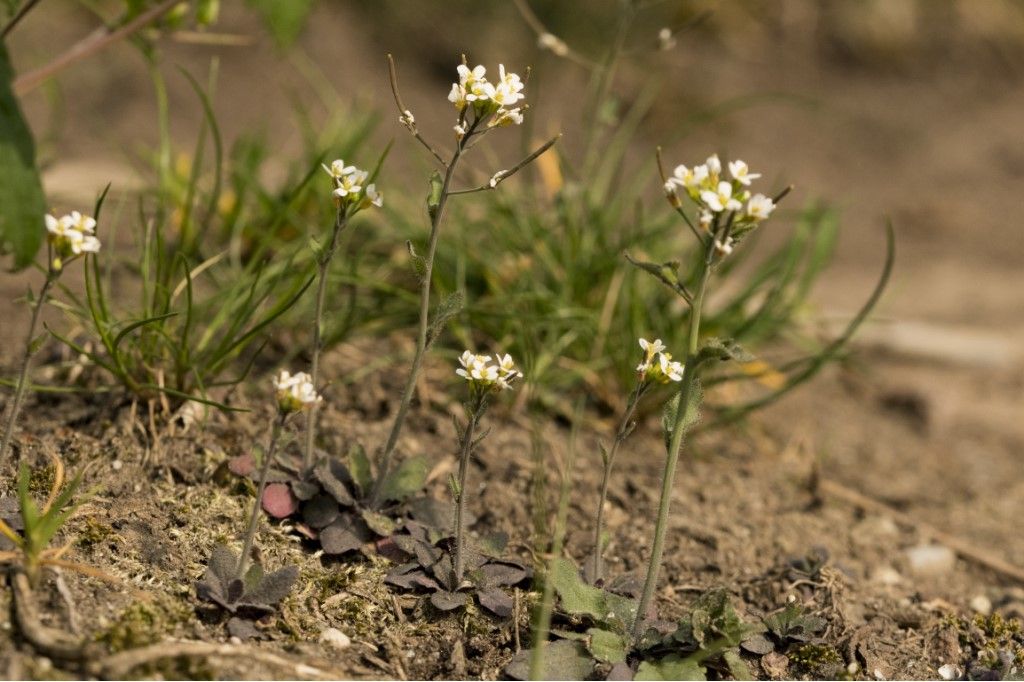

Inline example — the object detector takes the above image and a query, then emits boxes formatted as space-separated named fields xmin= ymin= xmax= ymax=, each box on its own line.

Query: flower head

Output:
xmin=273 ymin=370 xmax=321 ymax=414
xmin=700 ymin=181 xmax=743 ymax=213
xmin=45 ymin=212 xmax=101 ymax=269
xmin=457 ymin=350 xmax=521 ymax=393
xmin=448 ymin=61 xmax=526 ymax=126
xmin=714 ymin=237 xmax=735 ymax=257
xmin=324 ymin=159 xmax=380 ymax=210
xmin=636 ymin=339 xmax=683 ymax=384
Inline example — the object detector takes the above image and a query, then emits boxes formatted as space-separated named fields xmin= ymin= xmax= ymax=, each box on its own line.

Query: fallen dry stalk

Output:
xmin=818 ymin=477 xmax=1024 ymax=584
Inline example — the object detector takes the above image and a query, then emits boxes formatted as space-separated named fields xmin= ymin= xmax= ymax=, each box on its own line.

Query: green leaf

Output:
xmin=378 ymin=455 xmax=428 ymax=503
xmin=636 ymin=655 xmax=706 ymax=681
xmin=549 ymin=558 xmax=637 ymax=632
xmin=28 ymin=332 xmax=47 ymax=356
xmin=723 ymin=650 xmax=752 ymax=680
xmin=360 ymin=508 xmax=397 ymax=536
xmin=587 ymin=627 xmax=628 ymax=664
xmin=346 ymin=444 xmax=373 ymax=497
xmin=244 ymin=0 xmax=313 ymax=48
xmin=0 ymin=43 xmax=46 ymax=270
xmin=505 ymin=640 xmax=595 ymax=681
xmin=624 ymin=253 xmax=689 ymax=300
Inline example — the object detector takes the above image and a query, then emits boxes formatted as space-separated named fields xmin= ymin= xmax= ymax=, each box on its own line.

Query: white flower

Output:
xmin=491 ymin=64 xmax=525 ymax=107
xmin=363 ymin=183 xmax=383 ymax=208
xmin=705 ymin=154 xmax=722 ymax=176
xmin=714 ymin=237 xmax=735 ymax=256
xmin=728 ymin=159 xmax=761 ymax=186
xmin=273 ymin=370 xmax=321 ymax=413
xmin=332 ymin=168 xmax=368 ymax=199
xmin=454 ymin=122 xmax=467 ymax=140
xmin=698 ymin=210 xmax=713 ymax=231
xmin=745 ymin=193 xmax=775 ymax=221
xmin=489 ymin=107 xmax=524 ymax=127
xmin=65 ymin=210 xmax=97 ymax=235
xmin=658 ymin=353 xmax=685 ymax=382
xmin=322 ymin=159 xmax=356 ymax=180
xmin=399 ymin=109 xmax=415 ymax=130
xmin=639 ymin=337 xmax=666 ymax=363
xmin=489 ymin=170 xmax=508 ymax=188
xmin=700 ymin=181 xmax=743 ymax=213
xmin=669 ymin=164 xmax=708 ymax=190
xmin=538 ymin=33 xmax=569 ymax=57
xmin=68 ymin=231 xmax=101 ymax=255
xmin=493 ymin=352 xmax=522 ymax=390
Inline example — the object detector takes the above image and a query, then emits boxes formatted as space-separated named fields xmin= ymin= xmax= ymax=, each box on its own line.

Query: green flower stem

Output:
xmin=452 ymin=398 xmax=485 ymax=588
xmin=303 ymin=207 xmax=350 ymax=474
xmin=632 ymin=243 xmax=714 ymax=639
xmin=590 ymin=381 xmax=647 ymax=583
xmin=1 ymin=271 xmax=57 ymax=467
xmin=371 ymin=117 xmax=479 ymax=507
xmin=237 ymin=412 xmax=287 ymax=579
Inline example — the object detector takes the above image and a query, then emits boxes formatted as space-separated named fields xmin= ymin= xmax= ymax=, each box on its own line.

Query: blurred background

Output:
xmin=3 ymin=0 xmax=1023 ymax=558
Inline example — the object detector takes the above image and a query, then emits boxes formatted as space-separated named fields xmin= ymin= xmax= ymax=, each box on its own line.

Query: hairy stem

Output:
xmin=371 ymin=121 xmax=475 ymax=506
xmin=303 ymin=208 xmax=349 ymax=473
xmin=237 ymin=413 xmax=286 ymax=579
xmin=590 ymin=382 xmax=645 ymax=583
xmin=452 ymin=405 xmax=482 ymax=588
xmin=632 ymin=246 xmax=713 ymax=639
xmin=1 ymin=274 xmax=55 ymax=467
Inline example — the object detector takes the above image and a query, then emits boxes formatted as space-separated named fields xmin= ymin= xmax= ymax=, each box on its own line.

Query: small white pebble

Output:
xmin=112 ymin=460 xmax=123 ymax=471
xmin=905 ymin=544 xmax=956 ymax=576
xmin=970 ymin=594 xmax=992 ymax=615
xmin=228 ymin=636 xmax=242 ymax=645
xmin=873 ymin=668 xmax=885 ymax=680
xmin=319 ymin=627 xmax=351 ymax=650
xmin=938 ymin=663 xmax=960 ymax=680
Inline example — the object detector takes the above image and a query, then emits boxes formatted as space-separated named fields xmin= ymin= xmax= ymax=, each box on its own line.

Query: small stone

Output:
xmin=938 ymin=663 xmax=960 ymax=680
xmin=112 ymin=460 xmax=123 ymax=471
xmin=319 ymin=627 xmax=351 ymax=651
xmin=905 ymin=544 xmax=956 ymax=576
xmin=761 ymin=652 xmax=789 ymax=678
xmin=872 ymin=566 xmax=902 ymax=586
xmin=970 ymin=594 xmax=992 ymax=615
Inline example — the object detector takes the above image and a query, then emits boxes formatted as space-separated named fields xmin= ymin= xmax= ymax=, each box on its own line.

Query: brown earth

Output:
xmin=2 ymin=1 xmax=1024 ymax=679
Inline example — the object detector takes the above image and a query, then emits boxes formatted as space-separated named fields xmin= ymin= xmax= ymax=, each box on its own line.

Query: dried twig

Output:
xmin=818 ymin=478 xmax=1024 ymax=584
xmin=10 ymin=570 xmax=92 ymax=661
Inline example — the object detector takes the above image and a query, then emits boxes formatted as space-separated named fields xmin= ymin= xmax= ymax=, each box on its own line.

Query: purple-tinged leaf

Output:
xmin=477 ymin=587 xmax=513 ymax=618
xmin=261 ymin=483 xmax=298 ymax=518
xmin=430 ymin=590 xmax=469 ymax=611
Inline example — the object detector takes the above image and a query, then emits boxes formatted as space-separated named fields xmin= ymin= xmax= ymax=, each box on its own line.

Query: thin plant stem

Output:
xmin=0 ymin=0 xmax=43 ymax=40
xmin=529 ymin=401 xmax=584 ymax=680
xmin=303 ymin=208 xmax=349 ymax=473
xmin=370 ymin=117 xmax=478 ymax=507
xmin=590 ymin=381 xmax=647 ymax=583
xmin=1 ymin=272 xmax=56 ymax=466
xmin=237 ymin=412 xmax=287 ymax=579
xmin=13 ymin=0 xmax=181 ymax=96
xmin=631 ymin=239 xmax=715 ymax=639
xmin=452 ymin=401 xmax=483 ymax=588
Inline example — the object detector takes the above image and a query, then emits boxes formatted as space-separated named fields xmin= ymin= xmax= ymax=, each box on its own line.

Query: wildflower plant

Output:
xmin=368 ymin=54 xmax=557 ymax=507
xmin=1 ymin=211 xmax=101 ymax=466
xmin=303 ymin=156 xmax=384 ymax=474
xmin=451 ymin=350 xmax=522 ymax=588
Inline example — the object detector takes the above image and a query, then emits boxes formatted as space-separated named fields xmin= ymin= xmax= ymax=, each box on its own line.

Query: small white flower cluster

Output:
xmin=273 ymin=370 xmax=322 ymax=414
xmin=636 ymin=338 xmax=685 ymax=384
xmin=45 ymin=211 xmax=101 ymax=267
xmin=448 ymin=63 xmax=526 ymax=136
xmin=322 ymin=159 xmax=383 ymax=210
xmin=663 ymin=154 xmax=776 ymax=245
xmin=456 ymin=351 xmax=522 ymax=392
